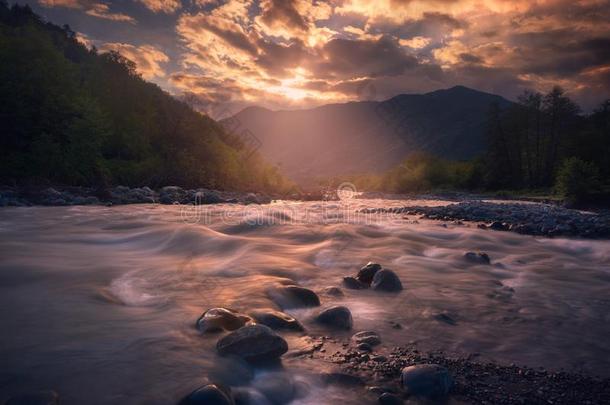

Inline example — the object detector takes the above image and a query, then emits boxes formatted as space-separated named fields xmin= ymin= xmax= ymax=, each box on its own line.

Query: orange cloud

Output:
xmin=100 ymin=43 xmax=169 ymax=79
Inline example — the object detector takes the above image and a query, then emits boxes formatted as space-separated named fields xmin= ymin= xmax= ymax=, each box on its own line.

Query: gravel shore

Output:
xmin=361 ymin=201 xmax=610 ymax=239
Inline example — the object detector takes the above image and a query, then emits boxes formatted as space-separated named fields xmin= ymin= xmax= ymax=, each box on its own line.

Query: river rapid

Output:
xmin=1 ymin=199 xmax=609 ymax=404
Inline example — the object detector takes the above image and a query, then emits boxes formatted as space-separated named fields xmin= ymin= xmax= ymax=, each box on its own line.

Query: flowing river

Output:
xmin=1 ymin=199 xmax=610 ymax=404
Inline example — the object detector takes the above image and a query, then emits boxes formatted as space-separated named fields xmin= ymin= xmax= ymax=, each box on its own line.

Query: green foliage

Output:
xmin=0 ymin=3 xmax=294 ymax=194
xmin=555 ymin=157 xmax=601 ymax=205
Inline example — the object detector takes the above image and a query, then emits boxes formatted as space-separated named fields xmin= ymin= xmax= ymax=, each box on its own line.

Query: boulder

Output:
xmin=249 ymin=309 xmax=304 ymax=331
xmin=401 ymin=364 xmax=452 ymax=398
xmin=5 ymin=391 xmax=59 ymax=405
xmin=371 ymin=269 xmax=403 ymax=292
xmin=196 ymin=308 xmax=253 ymax=333
xmin=268 ymin=285 xmax=320 ymax=309
xmin=315 ymin=306 xmax=353 ymax=330
xmin=178 ymin=384 xmax=234 ymax=405
xmin=342 ymin=276 xmax=367 ymax=290
xmin=464 ymin=252 xmax=491 ymax=265
xmin=356 ymin=262 xmax=381 ymax=285
xmin=351 ymin=330 xmax=381 ymax=347
xmin=217 ymin=325 xmax=288 ymax=363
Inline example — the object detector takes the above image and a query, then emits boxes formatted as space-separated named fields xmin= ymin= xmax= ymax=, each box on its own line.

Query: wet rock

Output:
xmin=356 ymin=262 xmax=382 ymax=285
xmin=321 ymin=286 xmax=344 ymax=296
xmin=249 ymin=309 xmax=304 ymax=331
xmin=378 ymin=392 xmax=402 ymax=405
xmin=342 ymin=276 xmax=367 ymax=290
xmin=464 ymin=252 xmax=491 ymax=265
xmin=232 ymin=387 xmax=272 ymax=405
xmin=159 ymin=186 xmax=186 ymax=204
xmin=217 ymin=325 xmax=288 ymax=363
xmin=489 ymin=221 xmax=509 ymax=231
xmin=178 ymin=384 xmax=234 ymax=405
xmin=5 ymin=391 xmax=59 ymax=405
xmin=433 ymin=312 xmax=457 ymax=325
xmin=401 ymin=364 xmax=452 ymax=398
xmin=196 ymin=308 xmax=253 ymax=333
xmin=315 ymin=306 xmax=353 ymax=330
xmin=357 ymin=342 xmax=372 ymax=352
xmin=352 ymin=330 xmax=381 ymax=347
xmin=254 ymin=372 xmax=296 ymax=405
xmin=371 ymin=269 xmax=403 ymax=292
xmin=268 ymin=285 xmax=320 ymax=309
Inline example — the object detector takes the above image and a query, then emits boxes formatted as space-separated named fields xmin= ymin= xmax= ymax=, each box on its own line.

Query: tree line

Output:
xmin=0 ymin=2 xmax=295 ymax=194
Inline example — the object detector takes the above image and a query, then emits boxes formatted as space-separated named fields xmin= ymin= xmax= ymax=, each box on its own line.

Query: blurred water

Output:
xmin=0 ymin=200 xmax=609 ymax=403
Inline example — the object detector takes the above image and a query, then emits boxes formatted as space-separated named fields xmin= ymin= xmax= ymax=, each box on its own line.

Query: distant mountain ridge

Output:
xmin=224 ymin=86 xmax=512 ymax=184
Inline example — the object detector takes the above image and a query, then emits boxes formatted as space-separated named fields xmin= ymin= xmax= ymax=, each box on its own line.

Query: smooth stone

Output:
xmin=357 ymin=342 xmax=372 ymax=352
xmin=371 ymin=269 xmax=403 ymax=292
xmin=315 ymin=306 xmax=353 ymax=330
xmin=401 ymin=364 xmax=452 ymax=398
xmin=233 ymin=387 xmax=272 ymax=405
xmin=178 ymin=384 xmax=234 ymax=405
xmin=5 ymin=391 xmax=59 ymax=405
xmin=378 ymin=392 xmax=403 ymax=405
xmin=352 ymin=330 xmax=381 ymax=346
xmin=268 ymin=285 xmax=320 ymax=309
xmin=254 ymin=372 xmax=296 ymax=405
xmin=321 ymin=286 xmax=344 ymax=296
xmin=249 ymin=309 xmax=304 ymax=331
xmin=464 ymin=252 xmax=491 ymax=265
xmin=196 ymin=308 xmax=253 ymax=333
xmin=216 ymin=325 xmax=288 ymax=363
xmin=356 ymin=262 xmax=382 ymax=285
xmin=342 ymin=276 xmax=367 ymax=289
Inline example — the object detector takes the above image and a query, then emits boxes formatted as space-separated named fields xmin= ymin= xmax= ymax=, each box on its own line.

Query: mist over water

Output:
xmin=1 ymin=200 xmax=609 ymax=404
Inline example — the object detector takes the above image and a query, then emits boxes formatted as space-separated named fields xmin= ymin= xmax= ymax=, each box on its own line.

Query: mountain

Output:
xmin=225 ymin=86 xmax=512 ymax=184
xmin=0 ymin=3 xmax=293 ymax=193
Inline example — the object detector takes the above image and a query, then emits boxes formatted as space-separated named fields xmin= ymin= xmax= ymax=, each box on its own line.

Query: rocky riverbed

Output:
xmin=361 ymin=201 xmax=610 ymax=239
xmin=1 ymin=200 xmax=609 ymax=404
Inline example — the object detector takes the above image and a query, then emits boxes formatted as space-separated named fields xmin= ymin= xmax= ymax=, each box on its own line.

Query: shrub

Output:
xmin=555 ymin=157 xmax=601 ymax=205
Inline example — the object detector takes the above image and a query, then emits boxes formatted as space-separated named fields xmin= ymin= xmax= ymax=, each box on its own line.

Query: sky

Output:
xmin=18 ymin=0 xmax=610 ymax=117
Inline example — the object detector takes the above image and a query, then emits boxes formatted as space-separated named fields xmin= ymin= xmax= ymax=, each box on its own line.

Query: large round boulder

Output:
xmin=178 ymin=384 xmax=234 ymax=405
xmin=217 ymin=325 xmax=288 ymax=363
xmin=196 ymin=308 xmax=253 ymax=333
xmin=356 ymin=262 xmax=382 ymax=285
xmin=249 ymin=309 xmax=304 ymax=331
xmin=400 ymin=364 xmax=452 ymax=398
xmin=267 ymin=285 xmax=320 ymax=309
xmin=371 ymin=269 xmax=403 ymax=292
xmin=314 ymin=306 xmax=353 ymax=330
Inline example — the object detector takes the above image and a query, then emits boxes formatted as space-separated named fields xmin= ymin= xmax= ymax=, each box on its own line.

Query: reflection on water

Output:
xmin=0 ymin=200 xmax=609 ymax=404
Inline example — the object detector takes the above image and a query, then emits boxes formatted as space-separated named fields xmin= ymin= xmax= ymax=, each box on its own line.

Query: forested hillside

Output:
xmin=0 ymin=2 xmax=293 ymax=193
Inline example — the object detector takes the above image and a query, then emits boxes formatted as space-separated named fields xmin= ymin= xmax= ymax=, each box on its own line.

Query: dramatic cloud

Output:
xmin=100 ymin=43 xmax=169 ymax=79
xmin=38 ymin=0 xmax=136 ymax=23
xmin=137 ymin=0 xmax=181 ymax=14
xmin=32 ymin=0 xmax=610 ymax=113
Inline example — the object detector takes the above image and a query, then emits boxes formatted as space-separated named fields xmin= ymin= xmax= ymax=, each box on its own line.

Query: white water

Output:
xmin=1 ymin=200 xmax=609 ymax=404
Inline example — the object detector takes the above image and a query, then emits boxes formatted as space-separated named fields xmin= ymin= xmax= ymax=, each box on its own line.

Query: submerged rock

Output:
xmin=401 ymin=364 xmax=452 ymax=398
xmin=356 ymin=262 xmax=382 ymax=285
xmin=321 ymin=286 xmax=344 ymax=296
xmin=352 ymin=330 xmax=381 ymax=347
xmin=178 ymin=384 xmax=234 ymax=405
xmin=315 ymin=306 xmax=353 ymax=330
xmin=249 ymin=309 xmax=304 ymax=331
xmin=232 ymin=387 xmax=271 ymax=405
xmin=5 ymin=391 xmax=59 ymax=405
xmin=371 ymin=269 xmax=403 ymax=292
xmin=196 ymin=308 xmax=253 ymax=333
xmin=217 ymin=325 xmax=288 ymax=363
xmin=254 ymin=372 xmax=296 ymax=405
xmin=342 ymin=276 xmax=367 ymax=290
xmin=464 ymin=252 xmax=491 ymax=265
xmin=268 ymin=285 xmax=320 ymax=309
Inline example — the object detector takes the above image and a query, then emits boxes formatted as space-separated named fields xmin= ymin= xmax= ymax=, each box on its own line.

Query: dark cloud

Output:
xmin=259 ymin=0 xmax=308 ymax=33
